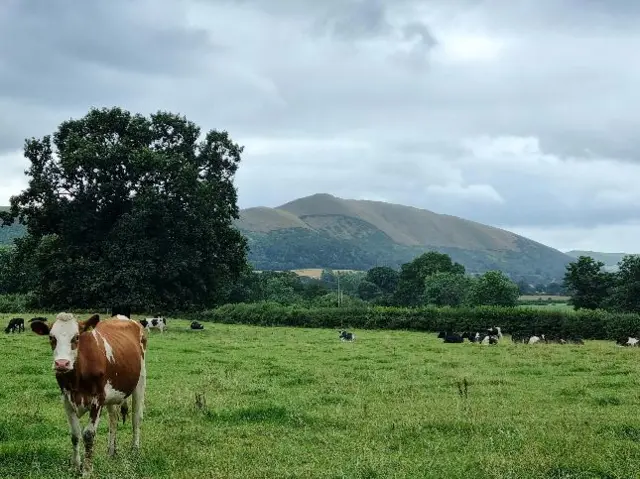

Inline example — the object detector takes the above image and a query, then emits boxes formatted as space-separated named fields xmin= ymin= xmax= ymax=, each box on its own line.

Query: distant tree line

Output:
xmin=221 ymin=251 xmax=522 ymax=309
xmin=563 ymin=254 xmax=640 ymax=313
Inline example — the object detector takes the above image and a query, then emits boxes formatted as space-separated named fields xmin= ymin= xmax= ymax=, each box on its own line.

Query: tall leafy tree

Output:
xmin=364 ymin=266 xmax=399 ymax=295
xmin=1 ymin=107 xmax=248 ymax=311
xmin=563 ymin=256 xmax=614 ymax=310
xmin=467 ymin=270 xmax=520 ymax=307
xmin=424 ymin=272 xmax=474 ymax=307
xmin=604 ymin=255 xmax=640 ymax=313
xmin=357 ymin=280 xmax=383 ymax=301
xmin=394 ymin=251 xmax=465 ymax=306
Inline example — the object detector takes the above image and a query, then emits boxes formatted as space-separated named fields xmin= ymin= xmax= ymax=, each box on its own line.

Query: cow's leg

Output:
xmin=62 ymin=396 xmax=82 ymax=471
xmin=82 ymin=404 xmax=102 ymax=477
xmin=106 ymin=405 xmax=118 ymax=457
xmin=131 ymin=362 xmax=146 ymax=450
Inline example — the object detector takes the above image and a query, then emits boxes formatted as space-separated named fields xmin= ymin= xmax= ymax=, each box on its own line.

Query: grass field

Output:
xmin=2 ymin=315 xmax=640 ymax=478
xmin=518 ymin=295 xmax=571 ymax=302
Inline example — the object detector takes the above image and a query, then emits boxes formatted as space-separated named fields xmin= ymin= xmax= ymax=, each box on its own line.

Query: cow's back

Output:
xmin=94 ymin=319 xmax=145 ymax=398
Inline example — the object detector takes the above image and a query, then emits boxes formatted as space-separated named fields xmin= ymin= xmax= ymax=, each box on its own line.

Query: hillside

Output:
xmin=0 ymin=206 xmax=24 ymax=245
xmin=565 ymin=250 xmax=636 ymax=272
xmin=236 ymin=193 xmax=574 ymax=282
xmin=0 ymin=194 xmax=575 ymax=282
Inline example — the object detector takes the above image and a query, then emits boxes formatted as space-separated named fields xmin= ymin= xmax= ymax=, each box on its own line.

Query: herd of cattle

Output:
xmin=3 ymin=310 xmax=639 ymax=477
xmin=436 ymin=326 xmax=640 ymax=348
xmin=4 ymin=315 xmax=206 ymax=334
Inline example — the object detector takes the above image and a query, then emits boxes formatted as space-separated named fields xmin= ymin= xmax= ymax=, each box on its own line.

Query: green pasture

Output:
xmin=1 ymin=315 xmax=639 ymax=478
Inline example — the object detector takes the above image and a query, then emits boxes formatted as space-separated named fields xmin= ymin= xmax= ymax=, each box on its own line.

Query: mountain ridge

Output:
xmin=0 ymin=194 xmax=576 ymax=282
xmin=235 ymin=193 xmax=574 ymax=282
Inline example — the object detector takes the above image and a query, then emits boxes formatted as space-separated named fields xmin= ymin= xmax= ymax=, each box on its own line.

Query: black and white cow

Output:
xmin=437 ymin=331 xmax=464 ymax=343
xmin=190 ymin=321 xmax=204 ymax=330
xmin=339 ymin=330 xmax=355 ymax=341
xmin=143 ymin=317 xmax=167 ymax=333
xmin=461 ymin=332 xmax=481 ymax=343
xmin=616 ymin=336 xmax=639 ymax=347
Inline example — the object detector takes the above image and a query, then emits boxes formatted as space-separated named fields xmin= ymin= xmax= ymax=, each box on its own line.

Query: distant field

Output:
xmin=518 ymin=295 xmax=571 ymax=302
xmin=291 ymin=268 xmax=362 ymax=278
xmin=2 ymin=315 xmax=639 ymax=478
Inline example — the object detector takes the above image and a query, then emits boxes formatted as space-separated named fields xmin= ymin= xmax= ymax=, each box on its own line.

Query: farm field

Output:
xmin=518 ymin=295 xmax=571 ymax=302
xmin=2 ymin=316 xmax=640 ymax=478
xmin=517 ymin=302 xmax=573 ymax=311
xmin=291 ymin=268 xmax=362 ymax=279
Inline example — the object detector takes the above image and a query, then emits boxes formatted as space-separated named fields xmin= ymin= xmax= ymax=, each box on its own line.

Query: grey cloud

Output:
xmin=321 ymin=0 xmax=390 ymax=39
xmin=0 ymin=0 xmax=216 ymax=152
xmin=0 ymin=2 xmax=210 ymax=107
xmin=1 ymin=1 xmax=212 ymax=75
xmin=1 ymin=0 xmax=640 ymax=252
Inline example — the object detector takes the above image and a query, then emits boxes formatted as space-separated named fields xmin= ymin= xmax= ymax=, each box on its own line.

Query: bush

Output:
xmin=0 ymin=293 xmax=39 ymax=313
xmin=193 ymin=302 xmax=640 ymax=340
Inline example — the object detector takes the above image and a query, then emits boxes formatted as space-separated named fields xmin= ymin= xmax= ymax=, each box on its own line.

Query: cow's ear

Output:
xmin=31 ymin=320 xmax=51 ymax=336
xmin=79 ymin=314 xmax=100 ymax=333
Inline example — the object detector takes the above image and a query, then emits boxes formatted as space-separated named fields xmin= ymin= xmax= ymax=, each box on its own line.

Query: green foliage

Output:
xmin=423 ymin=272 xmax=474 ymax=307
xmin=564 ymin=256 xmax=615 ymax=310
xmin=605 ymin=255 xmax=640 ymax=313
xmin=364 ymin=266 xmax=399 ymax=294
xmin=226 ymin=269 xmax=332 ymax=306
xmin=0 ymin=293 xmax=38 ymax=313
xmin=357 ymin=279 xmax=383 ymax=301
xmin=394 ymin=251 xmax=465 ymax=306
xmin=310 ymin=293 xmax=368 ymax=308
xmin=244 ymin=228 xmax=381 ymax=271
xmin=194 ymin=302 xmax=639 ymax=340
xmin=467 ymin=270 xmax=520 ymax=307
xmin=0 ymin=107 xmax=248 ymax=311
xmin=0 ymin=217 xmax=25 ymax=246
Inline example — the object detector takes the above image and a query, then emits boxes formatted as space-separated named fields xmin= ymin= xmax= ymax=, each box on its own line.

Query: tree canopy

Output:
xmin=467 ymin=270 xmax=520 ymax=307
xmin=424 ymin=271 xmax=474 ymax=307
xmin=394 ymin=251 xmax=465 ymax=306
xmin=563 ymin=256 xmax=614 ymax=310
xmin=0 ymin=107 xmax=248 ymax=311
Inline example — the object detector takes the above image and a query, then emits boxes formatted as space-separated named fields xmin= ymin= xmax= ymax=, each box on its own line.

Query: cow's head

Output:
xmin=31 ymin=313 xmax=100 ymax=373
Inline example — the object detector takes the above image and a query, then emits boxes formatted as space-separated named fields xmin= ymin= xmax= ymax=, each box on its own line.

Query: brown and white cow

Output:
xmin=31 ymin=313 xmax=147 ymax=476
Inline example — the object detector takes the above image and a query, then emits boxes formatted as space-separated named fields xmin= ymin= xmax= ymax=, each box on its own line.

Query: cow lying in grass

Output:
xmin=616 ymin=336 xmax=639 ymax=347
xmin=31 ymin=313 xmax=147 ymax=477
xmin=190 ymin=321 xmax=204 ymax=330
xmin=437 ymin=331 xmax=465 ymax=343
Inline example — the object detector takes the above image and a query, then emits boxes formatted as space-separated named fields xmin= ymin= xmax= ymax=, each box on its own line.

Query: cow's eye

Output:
xmin=49 ymin=336 xmax=56 ymax=348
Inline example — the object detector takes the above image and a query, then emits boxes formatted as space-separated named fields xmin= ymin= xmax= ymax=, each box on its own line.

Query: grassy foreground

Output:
xmin=1 ymin=315 xmax=640 ymax=478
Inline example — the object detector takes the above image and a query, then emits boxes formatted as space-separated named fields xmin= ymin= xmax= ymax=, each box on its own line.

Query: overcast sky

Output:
xmin=1 ymin=0 xmax=639 ymax=253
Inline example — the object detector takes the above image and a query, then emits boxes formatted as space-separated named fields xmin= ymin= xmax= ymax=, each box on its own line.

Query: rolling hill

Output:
xmin=0 ymin=206 xmax=24 ymax=246
xmin=236 ymin=193 xmax=574 ymax=282
xmin=0 ymin=194 xmax=575 ymax=282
